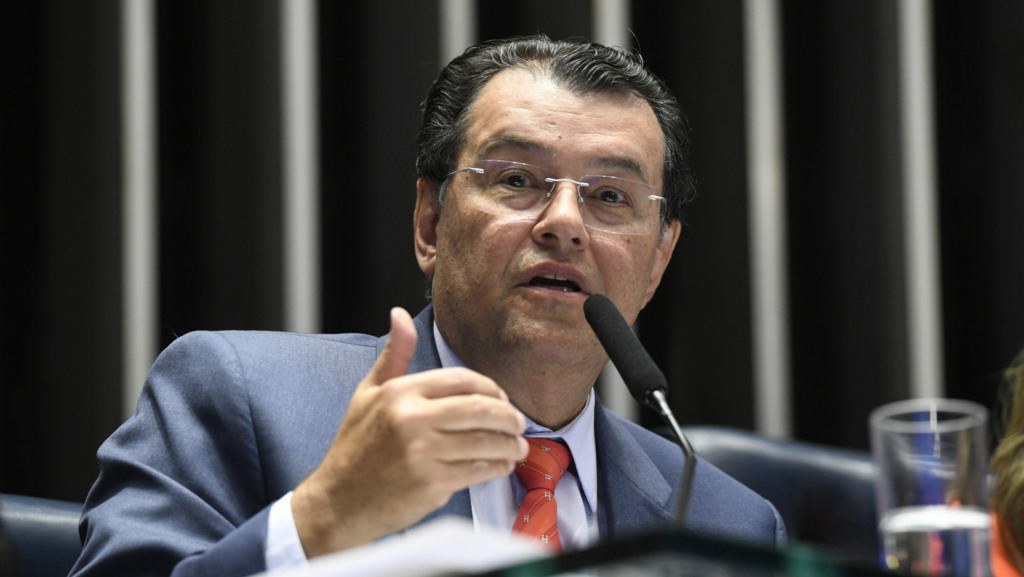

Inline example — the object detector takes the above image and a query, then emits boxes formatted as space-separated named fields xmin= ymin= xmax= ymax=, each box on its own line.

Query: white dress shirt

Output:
xmin=263 ymin=323 xmax=600 ymax=570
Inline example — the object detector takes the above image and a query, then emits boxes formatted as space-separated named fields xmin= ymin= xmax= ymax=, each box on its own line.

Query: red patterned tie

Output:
xmin=512 ymin=438 xmax=572 ymax=552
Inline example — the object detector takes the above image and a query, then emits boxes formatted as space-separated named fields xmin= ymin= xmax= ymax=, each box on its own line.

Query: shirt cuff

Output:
xmin=265 ymin=491 xmax=309 ymax=571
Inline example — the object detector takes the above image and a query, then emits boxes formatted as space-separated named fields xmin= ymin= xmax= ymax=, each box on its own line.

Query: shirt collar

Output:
xmin=433 ymin=322 xmax=599 ymax=513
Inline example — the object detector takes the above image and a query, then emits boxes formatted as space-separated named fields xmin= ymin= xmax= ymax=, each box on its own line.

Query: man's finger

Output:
xmin=432 ymin=429 xmax=529 ymax=463
xmin=423 ymin=394 xmax=526 ymax=436
xmin=362 ymin=307 xmax=417 ymax=387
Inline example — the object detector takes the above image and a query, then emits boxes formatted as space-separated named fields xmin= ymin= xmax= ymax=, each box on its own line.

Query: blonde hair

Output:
xmin=991 ymin=350 xmax=1024 ymax=569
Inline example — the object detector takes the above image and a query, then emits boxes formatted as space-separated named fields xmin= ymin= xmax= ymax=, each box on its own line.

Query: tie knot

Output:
xmin=515 ymin=438 xmax=572 ymax=491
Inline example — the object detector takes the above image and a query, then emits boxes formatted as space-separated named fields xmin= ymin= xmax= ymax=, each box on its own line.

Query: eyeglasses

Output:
xmin=447 ymin=159 xmax=666 ymax=236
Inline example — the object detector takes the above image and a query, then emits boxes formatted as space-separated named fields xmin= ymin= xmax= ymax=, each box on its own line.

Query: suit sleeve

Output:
xmin=71 ymin=331 xmax=275 ymax=577
xmin=773 ymin=505 xmax=787 ymax=548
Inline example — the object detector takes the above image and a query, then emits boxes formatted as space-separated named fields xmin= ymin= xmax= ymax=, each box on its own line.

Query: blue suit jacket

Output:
xmin=72 ymin=307 xmax=785 ymax=577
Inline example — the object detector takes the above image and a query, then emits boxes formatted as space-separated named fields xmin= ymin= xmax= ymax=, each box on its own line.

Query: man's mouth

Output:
xmin=529 ymin=274 xmax=582 ymax=293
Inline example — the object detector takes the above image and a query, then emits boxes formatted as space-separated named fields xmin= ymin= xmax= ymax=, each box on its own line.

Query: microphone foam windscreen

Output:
xmin=583 ymin=294 xmax=667 ymax=403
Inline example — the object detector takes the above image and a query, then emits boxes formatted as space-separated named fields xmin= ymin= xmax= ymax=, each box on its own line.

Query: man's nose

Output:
xmin=549 ymin=180 xmax=584 ymax=210
xmin=532 ymin=181 xmax=589 ymax=247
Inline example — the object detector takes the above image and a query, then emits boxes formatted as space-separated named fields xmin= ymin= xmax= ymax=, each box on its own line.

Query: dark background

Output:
xmin=3 ymin=1 xmax=1023 ymax=503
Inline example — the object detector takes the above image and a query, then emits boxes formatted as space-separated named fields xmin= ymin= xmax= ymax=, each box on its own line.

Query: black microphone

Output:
xmin=583 ymin=293 xmax=697 ymax=527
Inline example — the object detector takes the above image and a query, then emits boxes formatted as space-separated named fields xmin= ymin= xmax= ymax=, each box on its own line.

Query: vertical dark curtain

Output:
xmin=0 ymin=3 xmax=46 ymax=498
xmin=0 ymin=3 xmax=122 ymax=501
xmin=783 ymin=0 xmax=909 ymax=449
xmin=478 ymin=0 xmax=591 ymax=40
xmin=935 ymin=1 xmax=1024 ymax=424
xmin=319 ymin=2 xmax=440 ymax=337
xmin=633 ymin=0 xmax=755 ymax=431
xmin=157 ymin=0 xmax=284 ymax=344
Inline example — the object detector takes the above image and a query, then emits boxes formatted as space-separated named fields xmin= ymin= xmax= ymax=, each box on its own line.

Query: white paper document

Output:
xmin=255 ymin=516 xmax=551 ymax=577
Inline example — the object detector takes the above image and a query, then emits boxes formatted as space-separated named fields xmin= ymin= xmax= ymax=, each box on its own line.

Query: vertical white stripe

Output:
xmin=594 ymin=0 xmax=629 ymax=48
xmin=898 ymin=0 xmax=944 ymax=398
xmin=282 ymin=0 xmax=321 ymax=334
xmin=440 ymin=0 xmax=476 ymax=65
xmin=744 ymin=0 xmax=792 ymax=438
xmin=121 ymin=0 xmax=158 ymax=419
xmin=593 ymin=0 xmax=640 ymax=423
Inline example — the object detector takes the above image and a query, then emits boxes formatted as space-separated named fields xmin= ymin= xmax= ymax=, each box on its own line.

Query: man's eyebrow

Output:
xmin=478 ymin=135 xmax=552 ymax=158
xmin=591 ymin=156 xmax=649 ymax=182
xmin=478 ymin=135 xmax=651 ymax=182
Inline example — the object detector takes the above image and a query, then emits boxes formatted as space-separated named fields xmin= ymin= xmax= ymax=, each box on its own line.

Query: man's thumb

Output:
xmin=365 ymin=307 xmax=418 ymax=386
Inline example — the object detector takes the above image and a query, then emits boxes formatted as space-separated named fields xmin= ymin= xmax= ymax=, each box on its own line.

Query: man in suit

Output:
xmin=72 ymin=35 xmax=785 ymax=576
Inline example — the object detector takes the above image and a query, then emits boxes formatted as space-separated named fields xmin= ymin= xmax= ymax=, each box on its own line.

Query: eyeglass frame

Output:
xmin=444 ymin=159 xmax=668 ymax=236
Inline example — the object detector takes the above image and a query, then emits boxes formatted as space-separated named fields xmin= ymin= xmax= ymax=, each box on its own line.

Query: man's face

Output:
xmin=415 ymin=67 xmax=681 ymax=376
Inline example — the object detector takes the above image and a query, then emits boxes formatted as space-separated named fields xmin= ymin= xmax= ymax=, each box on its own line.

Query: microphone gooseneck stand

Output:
xmin=583 ymin=294 xmax=697 ymax=527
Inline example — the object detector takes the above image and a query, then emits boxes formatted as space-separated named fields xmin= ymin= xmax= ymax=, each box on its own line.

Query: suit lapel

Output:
xmin=594 ymin=401 xmax=676 ymax=539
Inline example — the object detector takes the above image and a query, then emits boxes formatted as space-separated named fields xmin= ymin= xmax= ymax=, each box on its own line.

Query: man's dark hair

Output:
xmin=416 ymin=34 xmax=697 ymax=226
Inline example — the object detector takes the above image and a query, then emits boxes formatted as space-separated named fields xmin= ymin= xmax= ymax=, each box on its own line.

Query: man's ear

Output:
xmin=642 ymin=219 xmax=681 ymax=308
xmin=414 ymin=178 xmax=441 ymax=275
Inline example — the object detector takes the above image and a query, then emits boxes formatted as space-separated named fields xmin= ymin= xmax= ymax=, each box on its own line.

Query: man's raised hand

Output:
xmin=292 ymin=308 xmax=528 ymax=557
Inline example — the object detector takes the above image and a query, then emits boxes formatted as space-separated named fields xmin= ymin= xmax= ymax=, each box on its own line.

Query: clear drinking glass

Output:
xmin=870 ymin=398 xmax=991 ymax=577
